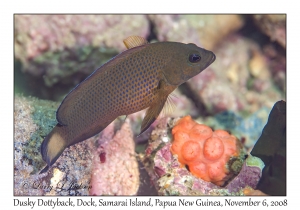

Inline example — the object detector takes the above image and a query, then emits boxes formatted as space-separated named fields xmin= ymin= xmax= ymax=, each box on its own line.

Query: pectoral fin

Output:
xmin=138 ymin=79 xmax=178 ymax=136
xmin=138 ymin=96 xmax=168 ymax=136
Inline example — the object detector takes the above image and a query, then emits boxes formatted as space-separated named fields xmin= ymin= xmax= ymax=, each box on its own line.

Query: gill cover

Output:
xmin=162 ymin=43 xmax=215 ymax=86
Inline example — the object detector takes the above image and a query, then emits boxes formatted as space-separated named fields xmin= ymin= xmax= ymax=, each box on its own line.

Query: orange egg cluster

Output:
xmin=171 ymin=116 xmax=241 ymax=186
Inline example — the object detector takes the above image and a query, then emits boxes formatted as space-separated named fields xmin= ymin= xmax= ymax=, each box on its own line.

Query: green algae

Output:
xmin=21 ymin=97 xmax=58 ymax=174
xmin=228 ymin=157 xmax=245 ymax=175
xmin=32 ymin=46 xmax=118 ymax=87
xmin=246 ymin=155 xmax=265 ymax=170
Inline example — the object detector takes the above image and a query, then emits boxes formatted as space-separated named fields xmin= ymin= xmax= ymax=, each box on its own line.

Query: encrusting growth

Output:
xmin=171 ymin=116 xmax=242 ymax=186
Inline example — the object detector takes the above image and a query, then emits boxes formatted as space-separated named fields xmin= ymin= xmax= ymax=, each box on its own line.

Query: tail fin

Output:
xmin=40 ymin=124 xmax=68 ymax=174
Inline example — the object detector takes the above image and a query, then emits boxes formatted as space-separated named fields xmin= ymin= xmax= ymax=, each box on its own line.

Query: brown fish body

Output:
xmin=41 ymin=36 xmax=215 ymax=173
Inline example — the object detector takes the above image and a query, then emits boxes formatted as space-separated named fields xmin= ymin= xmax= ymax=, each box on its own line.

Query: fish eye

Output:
xmin=189 ymin=54 xmax=201 ymax=63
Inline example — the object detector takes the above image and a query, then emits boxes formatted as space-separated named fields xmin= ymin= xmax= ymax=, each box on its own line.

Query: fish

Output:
xmin=40 ymin=35 xmax=216 ymax=173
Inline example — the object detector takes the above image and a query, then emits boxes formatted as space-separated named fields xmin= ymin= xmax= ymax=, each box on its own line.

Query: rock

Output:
xmin=89 ymin=119 xmax=140 ymax=195
xmin=14 ymin=95 xmax=140 ymax=195
xmin=202 ymin=107 xmax=271 ymax=151
xmin=148 ymin=15 xmax=201 ymax=46
xmin=14 ymin=96 xmax=45 ymax=195
xmin=149 ymin=15 xmax=244 ymax=50
xmin=187 ymin=35 xmax=284 ymax=115
xmin=252 ymin=15 xmax=286 ymax=48
xmin=243 ymin=188 xmax=268 ymax=196
xmin=226 ymin=156 xmax=264 ymax=193
xmin=262 ymin=44 xmax=286 ymax=93
xmin=251 ymin=100 xmax=286 ymax=195
xmin=14 ymin=15 xmax=149 ymax=87
xmin=14 ymin=95 xmax=95 ymax=195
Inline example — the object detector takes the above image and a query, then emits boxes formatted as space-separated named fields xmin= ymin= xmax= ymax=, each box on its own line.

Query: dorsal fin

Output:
xmin=123 ymin=35 xmax=149 ymax=49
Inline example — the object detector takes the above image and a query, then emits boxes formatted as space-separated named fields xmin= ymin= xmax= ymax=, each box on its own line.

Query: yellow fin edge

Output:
xmin=123 ymin=35 xmax=149 ymax=49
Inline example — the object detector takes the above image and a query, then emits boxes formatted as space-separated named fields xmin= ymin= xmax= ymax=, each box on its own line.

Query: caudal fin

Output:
xmin=40 ymin=124 xmax=68 ymax=174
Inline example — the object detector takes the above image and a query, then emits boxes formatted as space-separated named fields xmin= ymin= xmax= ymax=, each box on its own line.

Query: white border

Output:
xmin=3 ymin=0 xmax=297 ymax=208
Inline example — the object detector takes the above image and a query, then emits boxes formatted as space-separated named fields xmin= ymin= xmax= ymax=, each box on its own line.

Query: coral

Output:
xmin=170 ymin=116 xmax=243 ymax=186
xmin=89 ymin=119 xmax=140 ymax=195
xmin=139 ymin=117 xmax=264 ymax=195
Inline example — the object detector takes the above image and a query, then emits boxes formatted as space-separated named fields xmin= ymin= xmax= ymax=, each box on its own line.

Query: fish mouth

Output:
xmin=202 ymin=52 xmax=216 ymax=69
